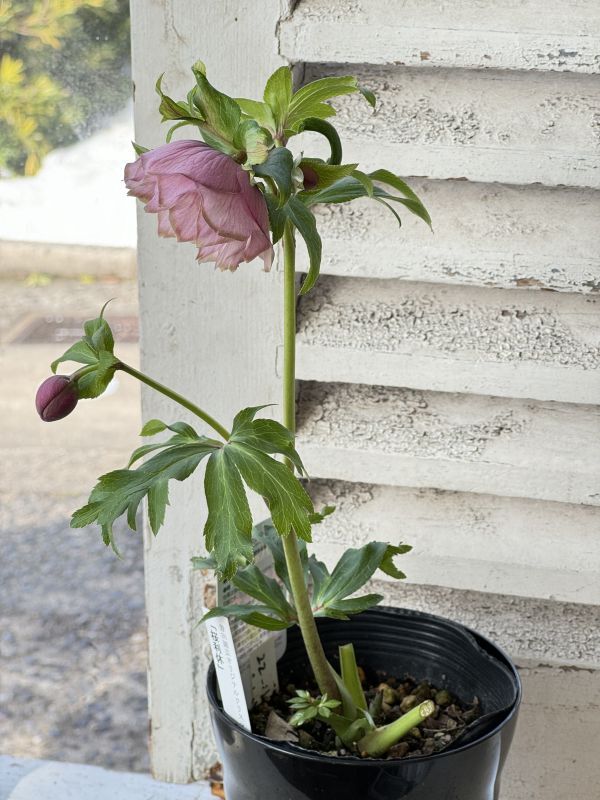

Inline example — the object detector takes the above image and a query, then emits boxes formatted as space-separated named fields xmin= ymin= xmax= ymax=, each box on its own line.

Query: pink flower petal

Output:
xmin=124 ymin=140 xmax=273 ymax=271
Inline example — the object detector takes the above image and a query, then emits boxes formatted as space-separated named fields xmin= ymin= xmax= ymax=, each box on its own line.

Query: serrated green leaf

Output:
xmin=148 ymin=479 xmax=169 ymax=534
xmin=252 ymin=146 xmax=294 ymax=207
xmin=228 ymin=443 xmax=313 ymax=542
xmin=230 ymin=564 xmax=295 ymax=621
xmin=380 ymin=543 xmax=411 ymax=579
xmin=71 ymin=437 xmax=219 ymax=547
xmin=231 ymin=407 xmax=306 ymax=475
xmin=285 ymin=197 xmax=322 ymax=295
xmin=308 ymin=505 xmax=335 ymax=525
xmin=314 ymin=542 xmax=410 ymax=613
xmin=369 ymin=169 xmax=432 ymax=228
xmin=204 ymin=448 xmax=254 ymax=581
xmin=263 ymin=65 xmax=293 ymax=133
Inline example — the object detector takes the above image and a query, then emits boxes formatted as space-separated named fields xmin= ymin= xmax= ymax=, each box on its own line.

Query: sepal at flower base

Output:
xmin=49 ymin=304 xmax=119 ymax=399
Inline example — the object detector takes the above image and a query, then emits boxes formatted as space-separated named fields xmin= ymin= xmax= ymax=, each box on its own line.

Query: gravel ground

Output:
xmin=1 ymin=277 xmax=150 ymax=771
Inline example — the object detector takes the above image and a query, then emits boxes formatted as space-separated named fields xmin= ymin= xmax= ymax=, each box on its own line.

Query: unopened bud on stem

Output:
xmin=35 ymin=375 xmax=79 ymax=422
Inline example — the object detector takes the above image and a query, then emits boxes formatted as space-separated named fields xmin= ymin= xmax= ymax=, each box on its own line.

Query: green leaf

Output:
xmin=231 ymin=405 xmax=306 ymax=475
xmin=285 ymin=196 xmax=322 ymax=295
xmin=253 ymin=518 xmax=308 ymax=596
xmin=380 ymin=543 xmax=411 ymax=579
xmin=299 ymin=118 xmax=343 ymax=165
xmin=132 ymin=141 xmax=149 ymax=156
xmin=230 ymin=564 xmax=295 ymax=621
xmin=369 ymin=169 xmax=432 ymax=228
xmin=155 ymin=74 xmax=201 ymax=123
xmin=204 ymin=447 xmax=254 ymax=580
xmin=252 ymin=146 xmax=295 ymax=206
xmin=51 ymin=340 xmax=97 ymax=373
xmin=71 ymin=434 xmax=220 ymax=549
xmin=300 ymin=159 xmax=358 ymax=192
xmin=308 ymin=505 xmax=335 ymax=525
xmin=313 ymin=542 xmax=410 ymax=617
xmin=228 ymin=443 xmax=313 ymax=542
xmin=351 ymin=169 xmax=374 ymax=197
xmin=141 ymin=419 xmax=168 ymax=437
xmin=263 ymin=66 xmax=293 ymax=133
xmin=265 ymin=194 xmax=287 ymax=244
xmin=191 ymin=61 xmax=241 ymax=144
xmin=319 ymin=594 xmax=384 ymax=619
xmin=50 ymin=307 xmax=119 ymax=399
xmin=201 ymin=605 xmax=290 ymax=631
xmin=286 ymin=75 xmax=369 ymax=131
xmin=308 ymin=555 xmax=330 ymax=602
xmin=235 ymin=98 xmax=276 ymax=131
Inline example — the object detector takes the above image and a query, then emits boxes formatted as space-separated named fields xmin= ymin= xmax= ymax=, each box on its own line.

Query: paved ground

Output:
xmin=0 ymin=277 xmax=150 ymax=771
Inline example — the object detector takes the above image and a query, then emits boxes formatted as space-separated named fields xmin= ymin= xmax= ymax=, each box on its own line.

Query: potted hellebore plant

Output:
xmin=36 ymin=62 xmax=521 ymax=800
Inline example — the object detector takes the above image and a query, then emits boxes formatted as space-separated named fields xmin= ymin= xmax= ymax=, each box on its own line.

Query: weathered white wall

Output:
xmin=131 ymin=1 xmax=600 ymax=796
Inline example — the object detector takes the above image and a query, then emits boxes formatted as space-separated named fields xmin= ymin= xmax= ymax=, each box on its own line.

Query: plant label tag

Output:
xmin=205 ymin=615 xmax=251 ymax=731
xmin=217 ymin=539 xmax=286 ymax=706
xmin=202 ymin=529 xmax=287 ymax=730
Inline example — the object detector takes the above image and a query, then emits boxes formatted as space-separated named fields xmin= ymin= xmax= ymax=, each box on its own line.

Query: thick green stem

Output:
xmin=358 ymin=700 xmax=435 ymax=757
xmin=118 ymin=362 xmax=230 ymax=440
xmin=281 ymin=221 xmax=339 ymax=700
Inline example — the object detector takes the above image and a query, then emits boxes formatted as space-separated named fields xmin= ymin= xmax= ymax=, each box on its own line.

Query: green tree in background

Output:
xmin=0 ymin=0 xmax=130 ymax=176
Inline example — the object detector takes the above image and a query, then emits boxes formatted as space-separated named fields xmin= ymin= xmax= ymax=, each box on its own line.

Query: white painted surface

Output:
xmin=131 ymin=0 xmax=289 ymax=783
xmin=295 ymin=277 xmax=600 ymax=404
xmin=300 ymin=181 xmax=600 ymax=294
xmin=301 ymin=64 xmax=600 ymax=189
xmin=280 ymin=0 xmax=600 ymax=73
xmin=0 ymin=758 xmax=211 ymax=800
xmin=297 ymin=382 xmax=600 ymax=506
xmin=0 ymin=105 xmax=136 ymax=249
xmin=309 ymin=480 xmax=600 ymax=604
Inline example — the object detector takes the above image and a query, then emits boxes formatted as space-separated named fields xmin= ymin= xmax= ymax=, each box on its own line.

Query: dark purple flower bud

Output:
xmin=35 ymin=375 xmax=79 ymax=422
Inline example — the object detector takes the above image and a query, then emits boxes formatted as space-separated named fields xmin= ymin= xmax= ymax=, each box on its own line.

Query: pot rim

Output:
xmin=206 ymin=605 xmax=522 ymax=767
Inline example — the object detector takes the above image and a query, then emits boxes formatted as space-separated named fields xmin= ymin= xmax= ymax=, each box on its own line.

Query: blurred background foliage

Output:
xmin=0 ymin=0 xmax=130 ymax=176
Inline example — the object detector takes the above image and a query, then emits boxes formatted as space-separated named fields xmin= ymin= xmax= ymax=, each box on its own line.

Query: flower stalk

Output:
xmin=118 ymin=362 xmax=230 ymax=440
xmin=280 ymin=220 xmax=339 ymax=700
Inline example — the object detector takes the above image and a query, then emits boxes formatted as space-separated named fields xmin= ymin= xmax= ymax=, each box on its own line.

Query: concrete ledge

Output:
xmin=0 ymin=757 xmax=212 ymax=800
xmin=0 ymin=240 xmax=136 ymax=280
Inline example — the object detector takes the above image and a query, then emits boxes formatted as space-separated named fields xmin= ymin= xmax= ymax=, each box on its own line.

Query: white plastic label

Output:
xmin=203 ymin=536 xmax=287 ymax=730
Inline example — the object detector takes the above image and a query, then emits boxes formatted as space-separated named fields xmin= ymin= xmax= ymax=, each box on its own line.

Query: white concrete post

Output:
xmin=129 ymin=0 xmax=290 ymax=782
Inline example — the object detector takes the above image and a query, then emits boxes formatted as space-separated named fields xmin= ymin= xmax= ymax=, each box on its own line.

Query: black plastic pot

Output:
xmin=207 ymin=607 xmax=521 ymax=800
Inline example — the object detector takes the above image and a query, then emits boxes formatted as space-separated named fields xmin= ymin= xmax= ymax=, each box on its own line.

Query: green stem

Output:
xmin=358 ymin=700 xmax=435 ymax=757
xmin=118 ymin=362 xmax=230 ymax=440
xmin=281 ymin=221 xmax=339 ymax=701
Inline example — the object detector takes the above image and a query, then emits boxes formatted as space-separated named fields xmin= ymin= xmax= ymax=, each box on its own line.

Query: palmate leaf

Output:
xmin=311 ymin=542 xmax=412 ymax=620
xmin=75 ymin=406 xmax=315 ymax=580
